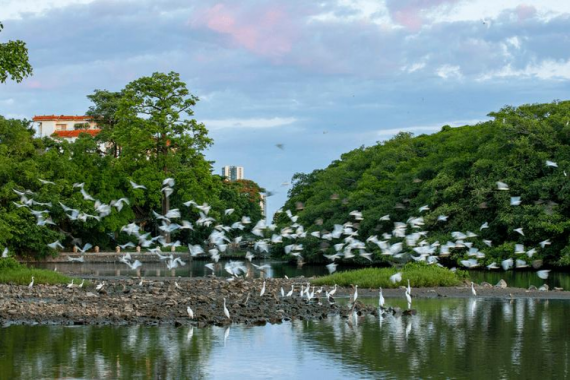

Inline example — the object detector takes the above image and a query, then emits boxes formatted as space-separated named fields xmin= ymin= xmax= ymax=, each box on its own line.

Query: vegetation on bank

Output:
xmin=0 ymin=258 xmax=72 ymax=285
xmin=0 ymin=73 xmax=264 ymax=259
xmin=311 ymin=263 xmax=467 ymax=288
xmin=276 ymin=101 xmax=570 ymax=267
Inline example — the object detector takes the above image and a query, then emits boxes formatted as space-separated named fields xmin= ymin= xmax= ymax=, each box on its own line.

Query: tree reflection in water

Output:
xmin=1 ymin=298 xmax=569 ymax=379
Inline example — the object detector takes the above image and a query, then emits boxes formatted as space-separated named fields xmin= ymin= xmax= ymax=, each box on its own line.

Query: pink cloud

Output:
xmin=190 ymin=4 xmax=299 ymax=59
xmin=386 ymin=0 xmax=461 ymax=31
xmin=515 ymin=4 xmax=537 ymax=21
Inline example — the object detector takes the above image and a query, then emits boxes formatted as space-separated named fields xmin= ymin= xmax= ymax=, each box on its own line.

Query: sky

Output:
xmin=1 ymin=0 xmax=570 ymax=218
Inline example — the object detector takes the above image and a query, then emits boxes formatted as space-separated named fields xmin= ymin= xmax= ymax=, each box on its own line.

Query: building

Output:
xmin=33 ymin=115 xmax=100 ymax=141
xmin=221 ymin=166 xmax=244 ymax=181
xmin=259 ymin=193 xmax=267 ymax=219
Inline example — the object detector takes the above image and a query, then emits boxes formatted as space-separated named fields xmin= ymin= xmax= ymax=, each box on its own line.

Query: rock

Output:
xmin=495 ymin=279 xmax=508 ymax=289
xmin=538 ymin=284 xmax=549 ymax=292
xmin=481 ymin=282 xmax=493 ymax=288
xmin=528 ymin=285 xmax=537 ymax=291
xmin=554 ymin=287 xmax=564 ymax=291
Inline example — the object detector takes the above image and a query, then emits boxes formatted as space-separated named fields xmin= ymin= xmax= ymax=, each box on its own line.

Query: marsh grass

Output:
xmin=0 ymin=257 xmax=74 ymax=286
xmin=311 ymin=263 xmax=468 ymax=288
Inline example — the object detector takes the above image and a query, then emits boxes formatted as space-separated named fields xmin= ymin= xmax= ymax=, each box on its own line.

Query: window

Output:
xmin=55 ymin=124 xmax=67 ymax=131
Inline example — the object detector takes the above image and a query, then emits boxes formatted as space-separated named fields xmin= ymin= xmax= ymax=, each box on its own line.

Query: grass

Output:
xmin=0 ymin=257 xmax=74 ymax=286
xmin=311 ymin=263 xmax=469 ymax=288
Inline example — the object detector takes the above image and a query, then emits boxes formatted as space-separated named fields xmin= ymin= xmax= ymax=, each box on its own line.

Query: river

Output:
xmin=1 ymin=297 xmax=568 ymax=379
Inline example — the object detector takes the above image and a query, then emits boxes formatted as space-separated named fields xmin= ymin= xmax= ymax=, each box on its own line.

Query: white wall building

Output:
xmin=33 ymin=115 xmax=100 ymax=141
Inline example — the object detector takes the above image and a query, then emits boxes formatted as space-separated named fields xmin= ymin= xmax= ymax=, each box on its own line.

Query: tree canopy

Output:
xmin=0 ymin=22 xmax=33 ymax=83
xmin=0 ymin=72 xmax=264 ymax=257
xmin=276 ymin=100 xmax=570 ymax=267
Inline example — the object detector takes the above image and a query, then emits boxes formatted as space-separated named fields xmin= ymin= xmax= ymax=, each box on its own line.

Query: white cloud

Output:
xmin=0 ymin=0 xmax=96 ymax=20
xmin=436 ymin=64 xmax=462 ymax=80
xmin=402 ymin=61 xmax=426 ymax=73
xmin=433 ymin=0 xmax=570 ymax=23
xmin=479 ymin=59 xmax=570 ymax=81
xmin=202 ymin=117 xmax=297 ymax=130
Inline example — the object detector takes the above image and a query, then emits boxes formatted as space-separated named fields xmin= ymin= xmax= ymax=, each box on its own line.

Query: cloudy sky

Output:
xmin=1 ymin=0 xmax=570 ymax=217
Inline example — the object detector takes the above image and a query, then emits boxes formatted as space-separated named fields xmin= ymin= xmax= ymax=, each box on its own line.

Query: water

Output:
xmin=2 ymin=298 xmax=569 ymax=379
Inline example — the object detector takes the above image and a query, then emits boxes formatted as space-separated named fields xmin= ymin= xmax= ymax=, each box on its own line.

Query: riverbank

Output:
xmin=1 ymin=278 xmax=569 ymax=327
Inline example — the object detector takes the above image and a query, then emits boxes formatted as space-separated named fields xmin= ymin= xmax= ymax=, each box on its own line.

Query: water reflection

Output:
xmin=2 ymin=298 xmax=569 ymax=379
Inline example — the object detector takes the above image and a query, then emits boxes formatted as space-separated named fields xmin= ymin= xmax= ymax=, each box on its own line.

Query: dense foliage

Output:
xmin=0 ymin=21 xmax=33 ymax=83
xmin=0 ymin=73 xmax=263 ymax=258
xmin=277 ymin=101 xmax=570 ymax=267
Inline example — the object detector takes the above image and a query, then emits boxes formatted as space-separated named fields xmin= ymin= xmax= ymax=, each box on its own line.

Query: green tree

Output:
xmin=0 ymin=22 xmax=33 ymax=83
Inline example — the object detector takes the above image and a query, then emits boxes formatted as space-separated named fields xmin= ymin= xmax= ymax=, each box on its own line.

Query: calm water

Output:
xmin=1 ymin=298 xmax=569 ymax=379
xmin=31 ymin=260 xmax=570 ymax=290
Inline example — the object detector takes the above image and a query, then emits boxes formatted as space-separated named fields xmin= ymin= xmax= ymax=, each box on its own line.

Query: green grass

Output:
xmin=0 ymin=257 xmax=74 ymax=286
xmin=311 ymin=263 xmax=468 ymax=288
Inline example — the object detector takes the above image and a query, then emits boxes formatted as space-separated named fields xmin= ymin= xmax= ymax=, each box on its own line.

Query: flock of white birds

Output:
xmin=7 ymin=161 xmax=560 ymax=297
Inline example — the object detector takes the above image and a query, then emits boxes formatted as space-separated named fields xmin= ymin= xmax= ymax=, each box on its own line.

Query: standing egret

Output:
xmin=379 ymin=287 xmax=385 ymax=308
xmin=187 ymin=306 xmax=194 ymax=319
xmin=286 ymin=285 xmax=294 ymax=297
xmin=78 ymin=279 xmax=85 ymax=288
xmin=407 ymin=279 xmax=412 ymax=295
xmin=471 ymin=282 xmax=477 ymax=296
xmin=260 ymin=280 xmax=266 ymax=297
xmin=405 ymin=289 xmax=412 ymax=309
xmin=280 ymin=287 xmax=285 ymax=297
xmin=352 ymin=285 xmax=358 ymax=304
xmin=67 ymin=279 xmax=74 ymax=288
xmin=28 ymin=276 xmax=34 ymax=289
xmin=329 ymin=284 xmax=338 ymax=296
xmin=223 ymin=298 xmax=230 ymax=320
xmin=96 ymin=282 xmax=105 ymax=291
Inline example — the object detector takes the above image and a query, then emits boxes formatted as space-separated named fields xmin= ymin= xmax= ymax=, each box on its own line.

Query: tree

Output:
xmin=0 ymin=22 xmax=33 ymax=83
xmin=86 ymin=89 xmax=123 ymax=157
xmin=112 ymin=72 xmax=213 ymax=240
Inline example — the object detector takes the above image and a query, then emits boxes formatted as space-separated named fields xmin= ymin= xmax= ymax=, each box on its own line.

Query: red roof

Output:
xmin=33 ymin=115 xmax=92 ymax=122
xmin=53 ymin=130 xmax=101 ymax=138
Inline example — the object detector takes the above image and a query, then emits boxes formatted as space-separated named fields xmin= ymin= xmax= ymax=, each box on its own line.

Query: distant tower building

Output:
xmin=222 ymin=166 xmax=244 ymax=181
xmin=259 ymin=193 xmax=267 ymax=219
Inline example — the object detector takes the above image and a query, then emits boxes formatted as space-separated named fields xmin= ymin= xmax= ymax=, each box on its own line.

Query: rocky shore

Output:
xmin=1 ymin=278 xmax=569 ymax=327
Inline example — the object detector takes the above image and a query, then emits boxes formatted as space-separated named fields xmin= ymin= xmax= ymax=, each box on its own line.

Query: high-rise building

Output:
xmin=221 ymin=166 xmax=244 ymax=181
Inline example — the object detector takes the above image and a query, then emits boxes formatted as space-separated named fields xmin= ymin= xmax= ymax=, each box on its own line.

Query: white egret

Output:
xmin=352 ymin=285 xmax=358 ymax=303
xmin=407 ymin=279 xmax=411 ymax=295
xmin=187 ymin=306 xmax=194 ymax=319
xmin=28 ymin=276 xmax=34 ymax=289
xmin=496 ymin=181 xmax=509 ymax=190
xmin=67 ymin=279 xmax=74 ymax=288
xmin=96 ymin=282 xmax=105 ymax=291
xmin=260 ymin=281 xmax=266 ymax=297
xmin=130 ymin=180 xmax=146 ymax=189
xmin=329 ymin=284 xmax=338 ymax=296
xmin=390 ymin=272 xmax=402 ymax=284
xmin=379 ymin=288 xmax=385 ymax=308
xmin=286 ymin=285 xmax=294 ymax=297
xmin=537 ymin=270 xmax=550 ymax=280
xmin=280 ymin=287 xmax=285 ymax=297
xmin=471 ymin=282 xmax=477 ymax=296
xmin=405 ymin=289 xmax=412 ymax=309
xmin=223 ymin=298 xmax=230 ymax=320
xmin=514 ymin=228 xmax=524 ymax=236
xmin=78 ymin=279 xmax=84 ymax=288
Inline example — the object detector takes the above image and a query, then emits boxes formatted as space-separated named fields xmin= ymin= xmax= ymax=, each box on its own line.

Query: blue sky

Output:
xmin=1 ymin=0 xmax=570 ymax=217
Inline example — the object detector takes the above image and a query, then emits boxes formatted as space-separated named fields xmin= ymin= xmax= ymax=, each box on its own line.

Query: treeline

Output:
xmin=0 ymin=72 xmax=263 ymax=258
xmin=276 ymin=101 xmax=570 ymax=267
